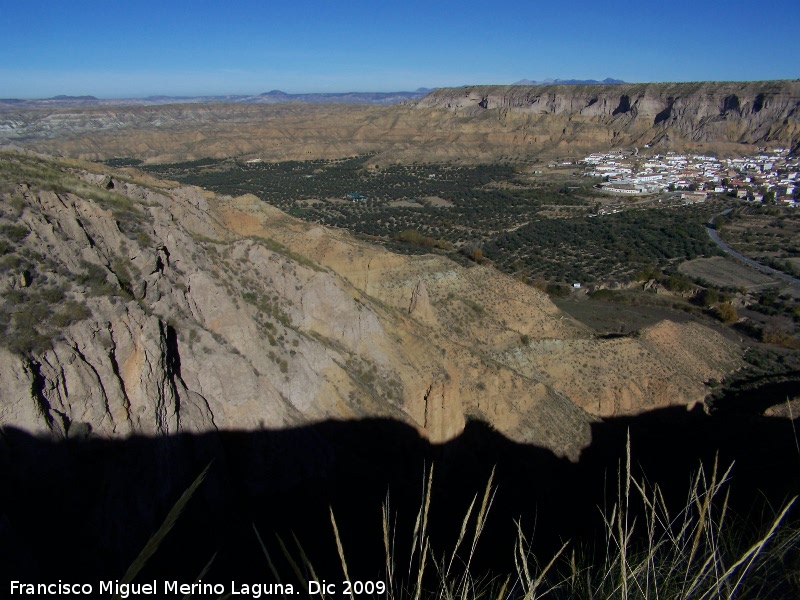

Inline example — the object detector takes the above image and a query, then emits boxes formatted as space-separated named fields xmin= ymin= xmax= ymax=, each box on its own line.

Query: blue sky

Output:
xmin=1 ymin=0 xmax=798 ymax=98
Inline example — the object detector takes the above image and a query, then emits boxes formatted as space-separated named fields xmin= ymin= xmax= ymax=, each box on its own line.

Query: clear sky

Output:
xmin=1 ymin=0 xmax=798 ymax=98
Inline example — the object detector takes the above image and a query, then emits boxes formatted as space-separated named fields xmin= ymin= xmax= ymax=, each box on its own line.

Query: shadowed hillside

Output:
xmin=2 ymin=408 xmax=799 ymax=587
xmin=2 ymin=149 xmax=799 ymax=596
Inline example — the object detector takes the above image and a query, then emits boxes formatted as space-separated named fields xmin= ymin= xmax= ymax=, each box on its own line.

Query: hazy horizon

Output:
xmin=2 ymin=0 xmax=798 ymax=98
xmin=7 ymin=77 xmax=800 ymax=102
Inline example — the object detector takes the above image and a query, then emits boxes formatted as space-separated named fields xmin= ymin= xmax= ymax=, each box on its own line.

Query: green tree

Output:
xmin=666 ymin=273 xmax=693 ymax=293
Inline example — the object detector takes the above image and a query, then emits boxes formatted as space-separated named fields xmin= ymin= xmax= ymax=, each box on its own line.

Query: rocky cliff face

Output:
xmin=416 ymin=80 xmax=800 ymax=151
xmin=0 ymin=151 xmax=742 ymax=459
xmin=1 ymin=81 xmax=797 ymax=164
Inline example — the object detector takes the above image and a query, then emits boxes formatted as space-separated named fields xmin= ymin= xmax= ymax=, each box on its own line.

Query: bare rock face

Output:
xmin=417 ymin=80 xmax=800 ymax=151
xmin=498 ymin=321 xmax=740 ymax=417
xmin=212 ymin=182 xmax=743 ymax=452
xmin=408 ymin=279 xmax=435 ymax=325
xmin=0 ymin=152 xmax=744 ymax=459
xmin=1 ymin=80 xmax=797 ymax=164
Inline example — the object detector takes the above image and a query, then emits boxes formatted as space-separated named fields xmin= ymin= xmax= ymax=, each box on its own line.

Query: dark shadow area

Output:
xmin=709 ymin=372 xmax=800 ymax=415
xmin=612 ymin=94 xmax=631 ymax=115
xmin=654 ymin=98 xmax=674 ymax=126
xmin=594 ymin=331 xmax=632 ymax=339
xmin=753 ymin=93 xmax=766 ymax=114
xmin=723 ymin=94 xmax=741 ymax=115
xmin=2 ymin=406 xmax=800 ymax=587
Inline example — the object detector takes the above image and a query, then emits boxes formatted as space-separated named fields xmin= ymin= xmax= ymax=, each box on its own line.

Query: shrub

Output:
xmin=38 ymin=286 xmax=65 ymax=304
xmin=459 ymin=243 xmax=486 ymax=263
xmin=546 ymin=283 xmax=570 ymax=297
xmin=52 ymin=301 xmax=92 ymax=328
xmin=137 ymin=231 xmax=153 ymax=247
xmin=761 ymin=326 xmax=800 ymax=349
xmin=531 ymin=278 xmax=548 ymax=292
xmin=76 ymin=260 xmax=115 ymax=296
xmin=0 ymin=253 xmax=24 ymax=272
xmin=397 ymin=229 xmax=452 ymax=251
xmin=588 ymin=288 xmax=621 ymax=301
xmin=4 ymin=288 xmax=26 ymax=306
xmin=716 ymin=302 xmax=739 ymax=323
xmin=666 ymin=273 xmax=694 ymax=292
xmin=0 ymin=224 xmax=30 ymax=243
xmin=6 ymin=329 xmax=51 ymax=355
xmin=699 ymin=288 xmax=719 ymax=306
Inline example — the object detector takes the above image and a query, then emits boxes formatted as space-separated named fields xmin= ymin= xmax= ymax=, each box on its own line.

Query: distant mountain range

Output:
xmin=0 ymin=89 xmax=435 ymax=109
xmin=253 ymin=89 xmax=434 ymax=104
xmin=0 ymin=85 xmax=635 ymax=109
xmin=512 ymin=78 xmax=626 ymax=86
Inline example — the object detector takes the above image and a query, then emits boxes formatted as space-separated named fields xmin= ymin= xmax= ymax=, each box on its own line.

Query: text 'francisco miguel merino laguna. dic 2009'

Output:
xmin=10 ymin=579 xmax=388 ymax=597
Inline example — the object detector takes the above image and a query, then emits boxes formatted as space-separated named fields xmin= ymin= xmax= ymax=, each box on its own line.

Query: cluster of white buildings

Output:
xmin=582 ymin=148 xmax=799 ymax=206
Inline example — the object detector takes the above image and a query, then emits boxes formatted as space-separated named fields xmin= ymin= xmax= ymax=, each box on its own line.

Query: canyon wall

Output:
xmin=2 ymin=81 xmax=797 ymax=163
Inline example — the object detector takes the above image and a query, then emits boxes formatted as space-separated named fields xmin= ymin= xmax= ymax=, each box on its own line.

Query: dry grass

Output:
xmin=556 ymin=436 xmax=799 ymax=600
xmin=317 ymin=439 xmax=799 ymax=600
xmin=116 ymin=444 xmax=799 ymax=600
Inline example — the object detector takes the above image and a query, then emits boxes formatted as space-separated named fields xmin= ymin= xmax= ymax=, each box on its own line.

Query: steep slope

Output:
xmin=215 ymin=197 xmax=743 ymax=418
xmin=0 ymin=152 xmax=742 ymax=459
xmin=417 ymin=80 xmax=800 ymax=152
xmin=1 ymin=81 xmax=798 ymax=164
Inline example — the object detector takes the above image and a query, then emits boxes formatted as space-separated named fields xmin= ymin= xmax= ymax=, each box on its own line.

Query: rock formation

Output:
xmin=1 ymin=80 xmax=798 ymax=164
xmin=417 ymin=80 xmax=800 ymax=152
xmin=0 ymin=151 xmax=743 ymax=459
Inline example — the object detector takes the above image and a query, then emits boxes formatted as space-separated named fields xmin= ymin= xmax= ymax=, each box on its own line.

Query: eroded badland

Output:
xmin=3 ymin=81 xmax=799 ymax=164
xmin=2 ymin=80 xmax=799 ymax=453
xmin=0 ymin=150 xmax=746 ymax=460
xmin=2 ymin=81 xmax=800 ymax=586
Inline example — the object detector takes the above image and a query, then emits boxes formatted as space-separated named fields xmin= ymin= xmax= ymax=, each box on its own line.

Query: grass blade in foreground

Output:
xmin=114 ymin=463 xmax=211 ymax=598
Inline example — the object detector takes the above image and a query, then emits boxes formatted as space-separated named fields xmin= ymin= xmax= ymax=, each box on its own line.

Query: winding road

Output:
xmin=706 ymin=209 xmax=800 ymax=286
